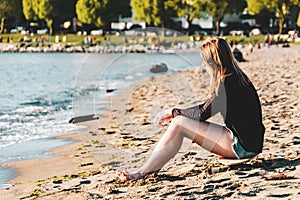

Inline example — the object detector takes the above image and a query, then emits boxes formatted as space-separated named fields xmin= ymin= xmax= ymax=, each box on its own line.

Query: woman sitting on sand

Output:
xmin=117 ymin=37 xmax=265 ymax=181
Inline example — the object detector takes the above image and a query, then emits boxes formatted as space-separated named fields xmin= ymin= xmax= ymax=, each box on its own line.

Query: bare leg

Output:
xmin=117 ymin=116 xmax=237 ymax=181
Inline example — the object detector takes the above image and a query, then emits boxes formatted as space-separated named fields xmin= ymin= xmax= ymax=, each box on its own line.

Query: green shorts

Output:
xmin=226 ymin=127 xmax=258 ymax=159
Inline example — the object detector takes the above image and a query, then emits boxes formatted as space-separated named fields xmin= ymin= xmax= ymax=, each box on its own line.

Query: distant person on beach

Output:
xmin=117 ymin=38 xmax=265 ymax=181
xmin=265 ymin=33 xmax=272 ymax=48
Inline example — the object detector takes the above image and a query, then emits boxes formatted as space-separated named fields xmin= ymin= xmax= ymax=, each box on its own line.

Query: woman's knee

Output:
xmin=164 ymin=115 xmax=185 ymax=138
xmin=170 ymin=115 xmax=198 ymax=140
xmin=170 ymin=115 xmax=185 ymax=127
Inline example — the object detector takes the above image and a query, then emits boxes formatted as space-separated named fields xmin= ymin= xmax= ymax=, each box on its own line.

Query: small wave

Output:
xmin=0 ymin=114 xmax=10 ymax=120
xmin=0 ymin=121 xmax=78 ymax=149
xmin=74 ymin=87 xmax=99 ymax=96
xmin=100 ymin=79 xmax=133 ymax=90
xmin=13 ymin=106 xmax=50 ymax=116
xmin=0 ymin=114 xmax=22 ymax=123
xmin=0 ymin=114 xmax=36 ymax=124
xmin=124 ymin=75 xmax=134 ymax=80
xmin=20 ymin=96 xmax=71 ymax=108
xmin=0 ymin=122 xmax=10 ymax=130
xmin=0 ymin=184 xmax=13 ymax=190
xmin=20 ymin=96 xmax=52 ymax=106
xmin=51 ymin=99 xmax=72 ymax=108
xmin=20 ymin=101 xmax=43 ymax=106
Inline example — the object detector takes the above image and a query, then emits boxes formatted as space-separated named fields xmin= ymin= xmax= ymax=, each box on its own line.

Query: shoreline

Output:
xmin=0 ymin=44 xmax=299 ymax=199
xmin=0 ymin=133 xmax=79 ymax=186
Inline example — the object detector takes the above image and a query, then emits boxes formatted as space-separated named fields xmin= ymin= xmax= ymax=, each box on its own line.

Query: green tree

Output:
xmin=76 ymin=0 xmax=108 ymax=27
xmin=131 ymin=0 xmax=158 ymax=26
xmin=37 ymin=0 xmax=54 ymax=34
xmin=165 ymin=0 xmax=202 ymax=29
xmin=22 ymin=0 xmax=56 ymax=34
xmin=131 ymin=0 xmax=146 ymax=23
xmin=248 ymin=0 xmax=300 ymax=34
xmin=22 ymin=0 xmax=38 ymax=21
xmin=23 ymin=0 xmax=77 ymax=34
xmin=0 ymin=0 xmax=22 ymax=33
xmin=200 ymin=0 xmax=247 ymax=35
xmin=131 ymin=0 xmax=175 ymax=27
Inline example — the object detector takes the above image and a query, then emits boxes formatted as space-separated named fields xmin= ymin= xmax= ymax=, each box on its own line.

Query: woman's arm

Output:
xmin=172 ymin=94 xmax=219 ymax=121
xmin=153 ymin=108 xmax=173 ymax=127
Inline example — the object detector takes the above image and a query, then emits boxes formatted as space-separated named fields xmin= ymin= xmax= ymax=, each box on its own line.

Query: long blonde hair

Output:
xmin=200 ymin=37 xmax=250 ymax=95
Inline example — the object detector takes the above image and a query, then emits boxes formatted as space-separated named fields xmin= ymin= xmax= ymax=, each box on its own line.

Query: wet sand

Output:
xmin=0 ymin=44 xmax=299 ymax=199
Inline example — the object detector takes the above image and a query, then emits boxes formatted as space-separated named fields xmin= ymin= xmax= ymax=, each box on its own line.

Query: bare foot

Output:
xmin=116 ymin=170 xmax=143 ymax=182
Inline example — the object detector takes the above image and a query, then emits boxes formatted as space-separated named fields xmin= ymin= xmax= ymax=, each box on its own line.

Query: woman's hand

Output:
xmin=153 ymin=109 xmax=173 ymax=127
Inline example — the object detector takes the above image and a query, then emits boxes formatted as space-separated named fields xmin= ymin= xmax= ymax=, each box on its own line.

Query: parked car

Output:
xmin=10 ymin=29 xmax=17 ymax=33
xmin=90 ymin=29 xmax=103 ymax=35
xmin=37 ymin=29 xmax=48 ymax=34
xmin=10 ymin=25 xmax=26 ymax=33
xmin=250 ymin=28 xmax=261 ymax=36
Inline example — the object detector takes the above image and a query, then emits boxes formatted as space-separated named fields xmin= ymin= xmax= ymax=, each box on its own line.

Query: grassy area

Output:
xmin=0 ymin=33 xmax=293 ymax=48
xmin=223 ymin=35 xmax=266 ymax=46
xmin=0 ymin=33 xmax=191 ymax=46
xmin=293 ymin=41 xmax=300 ymax=45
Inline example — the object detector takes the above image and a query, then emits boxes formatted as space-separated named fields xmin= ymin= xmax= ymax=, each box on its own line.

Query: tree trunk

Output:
xmin=186 ymin=19 xmax=192 ymax=35
xmin=0 ymin=17 xmax=6 ymax=33
xmin=215 ymin=19 xmax=221 ymax=36
xmin=45 ymin=19 xmax=54 ymax=35
xmin=278 ymin=16 xmax=284 ymax=35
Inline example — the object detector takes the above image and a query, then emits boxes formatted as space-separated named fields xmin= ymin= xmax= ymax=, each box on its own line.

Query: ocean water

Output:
xmin=0 ymin=53 xmax=85 ymax=148
xmin=0 ymin=52 xmax=201 ymax=148
xmin=0 ymin=52 xmax=201 ymax=186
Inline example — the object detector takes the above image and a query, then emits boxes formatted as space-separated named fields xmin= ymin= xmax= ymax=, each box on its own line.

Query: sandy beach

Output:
xmin=1 ymin=44 xmax=300 ymax=199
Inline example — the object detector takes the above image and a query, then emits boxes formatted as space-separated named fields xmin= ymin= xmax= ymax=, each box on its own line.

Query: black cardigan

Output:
xmin=172 ymin=70 xmax=265 ymax=153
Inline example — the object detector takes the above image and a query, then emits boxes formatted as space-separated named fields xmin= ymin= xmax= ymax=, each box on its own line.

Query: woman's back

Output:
xmin=223 ymin=71 xmax=265 ymax=153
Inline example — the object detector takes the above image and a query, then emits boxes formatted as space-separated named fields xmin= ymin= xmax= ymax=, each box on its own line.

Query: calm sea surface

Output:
xmin=0 ymin=52 xmax=201 ymax=149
